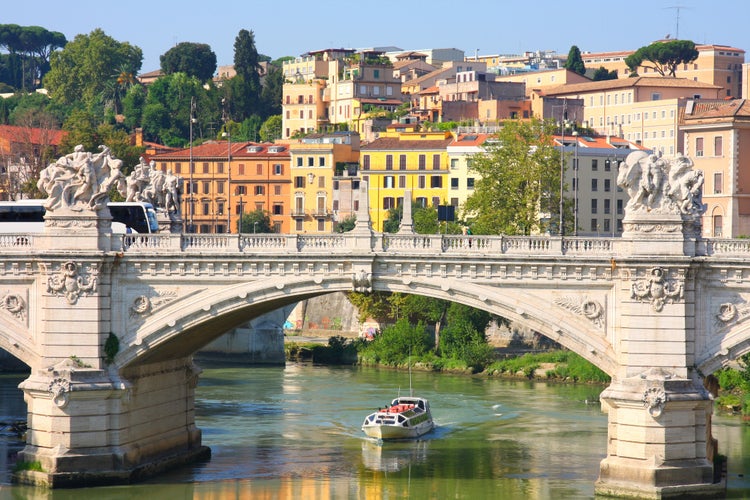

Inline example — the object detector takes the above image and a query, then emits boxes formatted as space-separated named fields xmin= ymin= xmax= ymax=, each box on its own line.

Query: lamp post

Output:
xmin=253 ymin=221 xmax=258 ymax=234
xmin=188 ymin=97 xmax=196 ymax=232
xmin=222 ymin=98 xmax=231 ymax=234
xmin=239 ymin=196 xmax=244 ymax=234
xmin=572 ymin=129 xmax=579 ymax=236
xmin=558 ymin=98 xmax=567 ymax=237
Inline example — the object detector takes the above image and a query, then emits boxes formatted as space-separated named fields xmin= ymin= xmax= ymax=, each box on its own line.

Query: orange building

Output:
xmin=151 ymin=141 xmax=291 ymax=233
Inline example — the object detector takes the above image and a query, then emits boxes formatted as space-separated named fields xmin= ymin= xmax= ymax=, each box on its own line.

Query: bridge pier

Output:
xmin=595 ymin=371 xmax=722 ymax=498
xmin=15 ymin=357 xmax=208 ymax=487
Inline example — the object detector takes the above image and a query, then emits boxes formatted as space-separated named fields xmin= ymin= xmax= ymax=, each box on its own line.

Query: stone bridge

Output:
xmin=1 ymin=149 xmax=745 ymax=497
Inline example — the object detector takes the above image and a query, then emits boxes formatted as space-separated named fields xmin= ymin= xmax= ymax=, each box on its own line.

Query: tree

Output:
xmin=259 ymin=115 xmax=282 ymax=142
xmin=564 ymin=45 xmax=586 ymax=75
xmin=0 ymin=24 xmax=66 ymax=90
xmin=160 ymin=42 xmax=217 ymax=82
xmin=592 ymin=66 xmax=618 ymax=81
xmin=464 ymin=118 xmax=562 ymax=235
xmin=624 ymin=39 xmax=699 ymax=77
xmin=334 ymin=214 xmax=356 ymax=233
xmin=44 ymin=29 xmax=142 ymax=114
xmin=238 ymin=208 xmax=271 ymax=233
xmin=260 ymin=65 xmax=283 ymax=117
xmin=230 ymin=29 xmax=262 ymax=121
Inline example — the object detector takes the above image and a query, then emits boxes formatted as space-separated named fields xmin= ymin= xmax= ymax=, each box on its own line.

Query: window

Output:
xmin=451 ymin=178 xmax=459 ymax=190
xmin=713 ymin=215 xmax=722 ymax=237
xmin=467 ymin=178 xmax=475 ymax=189
xmin=383 ymin=197 xmax=395 ymax=209
xmin=202 ymin=202 xmax=210 ymax=215
xmin=431 ymin=176 xmax=442 ymax=188
xmin=604 ymin=179 xmax=611 ymax=192
xmin=203 ymin=162 xmax=209 ymax=174
xmin=236 ymin=186 xmax=247 ymax=195
xmin=274 ymin=185 xmax=281 ymax=195
xmin=175 ymin=163 xmax=182 ymax=174
xmin=617 ymin=199 xmax=623 ymax=215
xmin=217 ymin=202 xmax=224 ymax=215
xmin=255 ymin=185 xmax=264 ymax=195
xmin=273 ymin=204 xmax=283 ymax=215
xmin=418 ymin=155 xmax=426 ymax=170
xmin=432 ymin=154 xmax=441 ymax=170
xmin=651 ymin=93 xmax=661 ymax=100
xmin=603 ymin=219 xmax=611 ymax=233
xmin=384 ymin=176 xmax=394 ymax=188
xmin=308 ymin=157 xmax=314 ymax=167
xmin=450 ymin=158 xmax=459 ymax=169
xmin=604 ymin=198 xmax=611 ymax=214
xmin=274 ymin=164 xmax=283 ymax=175
xmin=318 ymin=176 xmax=325 ymax=188
xmin=592 ymin=159 xmax=598 ymax=171
xmin=295 ymin=176 xmax=305 ymax=188
xmin=295 ymin=219 xmax=303 ymax=231
xmin=386 ymin=155 xmax=393 ymax=170
xmin=256 ymin=164 xmax=262 ymax=175
xmin=203 ymin=182 xmax=210 ymax=195
xmin=696 ymin=137 xmax=704 ymax=156
xmin=418 ymin=176 xmax=426 ymax=189
xmin=714 ymin=172 xmax=723 ymax=194
xmin=415 ymin=197 xmax=427 ymax=208
xmin=362 ymin=155 xmax=370 ymax=170
xmin=399 ymin=155 xmax=407 ymax=170
xmin=296 ymin=157 xmax=303 ymax=167
xmin=591 ymin=179 xmax=598 ymax=192
xmin=714 ymin=136 xmax=723 ymax=156
xmin=591 ymin=199 xmax=598 ymax=214
xmin=398 ymin=175 xmax=406 ymax=188
xmin=591 ymin=219 xmax=598 ymax=232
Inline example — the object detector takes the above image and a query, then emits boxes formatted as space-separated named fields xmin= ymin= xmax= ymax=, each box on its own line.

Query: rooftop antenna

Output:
xmin=665 ymin=5 xmax=688 ymax=39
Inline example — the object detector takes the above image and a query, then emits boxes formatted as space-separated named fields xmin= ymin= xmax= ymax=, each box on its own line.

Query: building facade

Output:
xmin=151 ymin=141 xmax=291 ymax=234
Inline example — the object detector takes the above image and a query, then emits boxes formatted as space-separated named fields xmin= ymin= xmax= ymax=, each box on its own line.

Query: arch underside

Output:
xmin=0 ymin=316 xmax=39 ymax=368
xmin=118 ymin=275 xmax=618 ymax=375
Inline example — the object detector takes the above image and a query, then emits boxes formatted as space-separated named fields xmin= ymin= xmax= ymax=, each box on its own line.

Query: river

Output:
xmin=0 ymin=364 xmax=749 ymax=499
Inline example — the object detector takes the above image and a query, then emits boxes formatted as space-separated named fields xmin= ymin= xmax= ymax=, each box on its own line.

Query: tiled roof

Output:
xmin=0 ymin=124 xmax=66 ymax=146
xmin=362 ymin=137 xmax=453 ymax=151
xmin=543 ymin=77 xmax=720 ymax=96
xmin=683 ymin=99 xmax=750 ymax=120
xmin=152 ymin=141 xmax=289 ymax=160
xmin=552 ymin=134 xmax=648 ymax=150
xmin=449 ymin=134 xmax=490 ymax=147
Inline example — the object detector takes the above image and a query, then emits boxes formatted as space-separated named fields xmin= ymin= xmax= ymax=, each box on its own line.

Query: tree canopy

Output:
xmin=464 ymin=118 xmax=562 ymax=235
xmin=624 ymin=39 xmax=699 ymax=77
xmin=44 ymin=29 xmax=142 ymax=113
xmin=564 ymin=45 xmax=586 ymax=75
xmin=160 ymin=42 xmax=217 ymax=82
xmin=0 ymin=24 xmax=66 ymax=90
xmin=592 ymin=66 xmax=618 ymax=81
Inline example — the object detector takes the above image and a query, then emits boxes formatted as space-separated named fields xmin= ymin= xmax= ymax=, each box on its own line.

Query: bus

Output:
xmin=0 ymin=201 xmax=159 ymax=234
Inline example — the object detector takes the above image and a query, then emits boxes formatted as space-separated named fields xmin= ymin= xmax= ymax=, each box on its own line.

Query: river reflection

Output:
xmin=1 ymin=364 xmax=749 ymax=499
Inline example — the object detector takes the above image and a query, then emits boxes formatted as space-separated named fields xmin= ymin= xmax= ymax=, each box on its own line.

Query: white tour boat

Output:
xmin=361 ymin=396 xmax=434 ymax=440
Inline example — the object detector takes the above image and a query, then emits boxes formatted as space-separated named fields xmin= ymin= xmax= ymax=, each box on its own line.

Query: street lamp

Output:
xmin=222 ymin=98 xmax=231 ymax=234
xmin=188 ymin=97 xmax=196 ymax=232
xmin=558 ymin=98 xmax=567 ymax=237
xmin=238 ymin=196 xmax=244 ymax=233
xmin=253 ymin=221 xmax=259 ymax=234
xmin=572 ymin=129 xmax=579 ymax=236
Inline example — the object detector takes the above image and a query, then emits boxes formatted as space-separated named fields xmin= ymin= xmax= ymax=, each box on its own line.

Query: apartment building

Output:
xmin=0 ymin=124 xmax=66 ymax=200
xmin=681 ymin=99 xmax=750 ymax=238
xmin=581 ymin=43 xmax=745 ymax=98
xmin=541 ymin=77 xmax=722 ymax=146
xmin=496 ymin=68 xmax=590 ymax=97
xmin=281 ymin=49 xmax=405 ymax=139
xmin=446 ymin=133 xmax=489 ymax=209
xmin=555 ymin=134 xmax=649 ymax=236
xmin=151 ymin=141 xmax=291 ymax=234
xmin=287 ymin=132 xmax=360 ymax=233
xmin=360 ymin=125 xmax=453 ymax=231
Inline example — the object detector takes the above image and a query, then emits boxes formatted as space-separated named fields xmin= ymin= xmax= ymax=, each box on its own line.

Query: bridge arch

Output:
xmin=0 ymin=315 xmax=39 ymax=368
xmin=116 ymin=273 xmax=617 ymax=376
xmin=696 ymin=319 xmax=750 ymax=376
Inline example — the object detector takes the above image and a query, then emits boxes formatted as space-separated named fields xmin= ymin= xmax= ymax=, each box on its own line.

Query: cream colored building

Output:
xmin=581 ymin=43 xmax=745 ymax=98
xmin=496 ymin=68 xmax=591 ymax=97
xmin=446 ymin=133 xmax=489 ymax=210
xmin=541 ymin=78 xmax=722 ymax=147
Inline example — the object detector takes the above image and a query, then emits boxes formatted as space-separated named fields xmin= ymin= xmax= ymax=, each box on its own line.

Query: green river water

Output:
xmin=0 ymin=363 xmax=749 ymax=499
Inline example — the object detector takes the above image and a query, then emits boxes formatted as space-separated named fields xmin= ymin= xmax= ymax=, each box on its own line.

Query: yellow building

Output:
xmin=283 ymin=80 xmax=327 ymax=139
xmin=360 ymin=125 xmax=453 ymax=231
xmin=581 ymin=43 xmax=745 ymax=98
xmin=287 ymin=132 xmax=360 ymax=233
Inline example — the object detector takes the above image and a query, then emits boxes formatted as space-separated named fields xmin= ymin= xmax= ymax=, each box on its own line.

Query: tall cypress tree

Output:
xmin=230 ymin=29 xmax=261 ymax=121
xmin=565 ymin=45 xmax=586 ymax=75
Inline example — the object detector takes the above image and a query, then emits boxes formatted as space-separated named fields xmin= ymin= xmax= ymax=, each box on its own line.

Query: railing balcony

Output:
xmin=291 ymin=209 xmax=306 ymax=218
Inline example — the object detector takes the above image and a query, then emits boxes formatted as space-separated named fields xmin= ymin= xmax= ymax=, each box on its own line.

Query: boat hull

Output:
xmin=362 ymin=420 xmax=434 ymax=440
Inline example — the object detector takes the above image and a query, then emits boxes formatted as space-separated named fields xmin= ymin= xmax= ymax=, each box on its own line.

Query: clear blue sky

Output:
xmin=5 ymin=0 xmax=749 ymax=73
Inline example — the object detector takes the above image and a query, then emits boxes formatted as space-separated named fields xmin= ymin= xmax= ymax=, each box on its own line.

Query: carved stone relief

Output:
xmin=630 ymin=267 xmax=683 ymax=312
xmin=554 ymin=295 xmax=605 ymax=329
xmin=47 ymin=261 xmax=98 ymax=305
xmin=0 ymin=292 xmax=26 ymax=322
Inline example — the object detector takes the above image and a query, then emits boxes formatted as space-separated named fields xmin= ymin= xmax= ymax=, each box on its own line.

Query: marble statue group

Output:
xmin=36 ymin=145 xmax=182 ymax=217
xmin=616 ymin=150 xmax=705 ymax=218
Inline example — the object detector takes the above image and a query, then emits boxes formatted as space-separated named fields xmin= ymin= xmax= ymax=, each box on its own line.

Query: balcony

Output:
xmin=291 ymin=208 xmax=306 ymax=218
xmin=312 ymin=209 xmax=331 ymax=219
